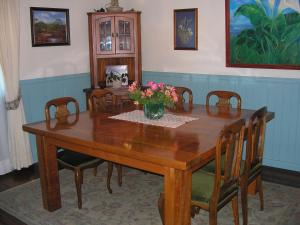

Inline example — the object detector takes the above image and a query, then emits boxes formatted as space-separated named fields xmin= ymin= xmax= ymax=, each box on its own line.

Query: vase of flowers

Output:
xmin=128 ymin=81 xmax=178 ymax=119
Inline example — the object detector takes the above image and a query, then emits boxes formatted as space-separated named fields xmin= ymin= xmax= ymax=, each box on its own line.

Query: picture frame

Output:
xmin=105 ymin=65 xmax=129 ymax=87
xmin=30 ymin=7 xmax=70 ymax=47
xmin=174 ymin=8 xmax=198 ymax=50
xmin=226 ymin=0 xmax=300 ymax=70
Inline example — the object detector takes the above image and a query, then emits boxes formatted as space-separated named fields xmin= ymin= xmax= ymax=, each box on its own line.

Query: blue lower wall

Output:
xmin=21 ymin=73 xmax=90 ymax=161
xmin=142 ymin=71 xmax=300 ymax=172
xmin=20 ymin=71 xmax=300 ymax=172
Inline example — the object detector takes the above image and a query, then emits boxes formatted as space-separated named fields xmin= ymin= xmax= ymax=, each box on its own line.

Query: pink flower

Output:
xmin=128 ymin=85 xmax=136 ymax=92
xmin=128 ymin=80 xmax=177 ymax=107
xmin=158 ymin=82 xmax=165 ymax=89
xmin=128 ymin=81 xmax=138 ymax=92
xmin=146 ymin=81 xmax=154 ymax=86
xmin=169 ymin=86 xmax=176 ymax=92
xmin=150 ymin=83 xmax=158 ymax=91
xmin=145 ymin=89 xmax=154 ymax=97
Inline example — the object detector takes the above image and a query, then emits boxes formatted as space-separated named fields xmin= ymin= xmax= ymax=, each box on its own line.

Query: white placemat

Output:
xmin=109 ymin=110 xmax=198 ymax=128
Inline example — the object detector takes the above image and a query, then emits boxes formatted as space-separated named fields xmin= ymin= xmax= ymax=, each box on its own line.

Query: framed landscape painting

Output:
xmin=226 ymin=0 xmax=300 ymax=70
xmin=174 ymin=8 xmax=198 ymax=50
xmin=30 ymin=7 xmax=70 ymax=47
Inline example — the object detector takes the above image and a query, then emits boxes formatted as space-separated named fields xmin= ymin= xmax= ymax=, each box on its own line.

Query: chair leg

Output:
xmin=107 ymin=162 xmax=113 ymax=194
xmin=116 ymin=164 xmax=122 ymax=186
xmin=257 ymin=175 xmax=264 ymax=211
xmin=232 ymin=195 xmax=239 ymax=225
xmin=81 ymin=170 xmax=84 ymax=184
xmin=241 ymin=181 xmax=248 ymax=225
xmin=209 ymin=207 xmax=217 ymax=225
xmin=158 ymin=193 xmax=165 ymax=225
xmin=74 ymin=168 xmax=82 ymax=209
xmin=191 ymin=205 xmax=200 ymax=218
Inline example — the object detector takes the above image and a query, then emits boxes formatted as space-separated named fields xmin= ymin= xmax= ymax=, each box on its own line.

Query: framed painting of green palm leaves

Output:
xmin=226 ymin=0 xmax=300 ymax=70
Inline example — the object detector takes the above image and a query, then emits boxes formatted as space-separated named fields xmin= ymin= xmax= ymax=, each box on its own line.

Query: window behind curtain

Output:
xmin=0 ymin=65 xmax=11 ymax=174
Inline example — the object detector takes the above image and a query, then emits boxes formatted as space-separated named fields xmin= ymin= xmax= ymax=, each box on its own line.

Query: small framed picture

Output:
xmin=174 ymin=8 xmax=198 ymax=50
xmin=30 ymin=7 xmax=70 ymax=47
xmin=105 ymin=65 xmax=129 ymax=87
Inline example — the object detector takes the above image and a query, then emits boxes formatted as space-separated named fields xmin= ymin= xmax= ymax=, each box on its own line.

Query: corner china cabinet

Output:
xmin=87 ymin=11 xmax=142 ymax=88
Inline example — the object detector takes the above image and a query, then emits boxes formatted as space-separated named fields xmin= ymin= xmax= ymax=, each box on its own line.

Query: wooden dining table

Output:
xmin=22 ymin=104 xmax=274 ymax=225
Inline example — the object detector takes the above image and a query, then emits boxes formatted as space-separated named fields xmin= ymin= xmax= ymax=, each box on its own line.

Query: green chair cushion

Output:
xmin=192 ymin=170 xmax=217 ymax=203
xmin=192 ymin=169 xmax=239 ymax=206
xmin=57 ymin=149 xmax=103 ymax=167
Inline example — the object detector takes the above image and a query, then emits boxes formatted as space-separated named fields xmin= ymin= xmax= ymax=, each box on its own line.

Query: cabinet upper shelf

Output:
xmin=87 ymin=11 xmax=142 ymax=88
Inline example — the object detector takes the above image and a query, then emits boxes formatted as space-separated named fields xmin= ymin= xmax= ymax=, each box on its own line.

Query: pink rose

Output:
xmin=145 ymin=89 xmax=153 ymax=97
xmin=169 ymin=86 xmax=175 ymax=92
xmin=146 ymin=81 xmax=154 ymax=86
xmin=128 ymin=81 xmax=138 ymax=92
xmin=158 ymin=82 xmax=165 ymax=89
xmin=128 ymin=85 xmax=136 ymax=92
xmin=150 ymin=83 xmax=158 ymax=91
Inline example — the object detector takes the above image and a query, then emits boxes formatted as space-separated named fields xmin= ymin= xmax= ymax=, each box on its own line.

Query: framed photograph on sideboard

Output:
xmin=105 ymin=65 xmax=129 ymax=88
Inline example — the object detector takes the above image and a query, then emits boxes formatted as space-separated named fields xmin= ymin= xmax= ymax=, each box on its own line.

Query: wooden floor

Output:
xmin=0 ymin=164 xmax=40 ymax=225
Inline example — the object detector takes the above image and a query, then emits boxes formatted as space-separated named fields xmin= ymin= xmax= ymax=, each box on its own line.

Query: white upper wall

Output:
xmin=20 ymin=0 xmax=105 ymax=80
xmin=20 ymin=0 xmax=300 ymax=80
xmin=123 ymin=0 xmax=300 ymax=79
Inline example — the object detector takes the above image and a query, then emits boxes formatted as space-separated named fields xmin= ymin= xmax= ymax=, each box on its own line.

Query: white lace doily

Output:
xmin=110 ymin=110 xmax=198 ymax=128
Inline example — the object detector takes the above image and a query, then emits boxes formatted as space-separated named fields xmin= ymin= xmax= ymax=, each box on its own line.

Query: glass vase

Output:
xmin=143 ymin=102 xmax=165 ymax=120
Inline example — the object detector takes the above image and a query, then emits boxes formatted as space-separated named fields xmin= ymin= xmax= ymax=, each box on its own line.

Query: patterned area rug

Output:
xmin=0 ymin=165 xmax=299 ymax=225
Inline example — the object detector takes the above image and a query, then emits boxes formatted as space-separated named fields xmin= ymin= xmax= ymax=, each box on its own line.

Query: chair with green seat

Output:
xmin=45 ymin=97 xmax=115 ymax=209
xmin=240 ymin=106 xmax=267 ymax=225
xmin=202 ymin=90 xmax=242 ymax=174
xmin=158 ymin=118 xmax=246 ymax=225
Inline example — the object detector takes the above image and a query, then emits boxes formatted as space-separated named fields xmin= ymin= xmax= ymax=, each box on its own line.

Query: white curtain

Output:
xmin=0 ymin=0 xmax=33 ymax=170
xmin=0 ymin=66 xmax=11 ymax=175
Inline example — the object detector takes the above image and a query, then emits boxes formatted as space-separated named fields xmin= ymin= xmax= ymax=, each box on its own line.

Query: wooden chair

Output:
xmin=88 ymin=89 xmax=116 ymax=112
xmin=206 ymin=90 xmax=242 ymax=109
xmin=175 ymin=86 xmax=193 ymax=108
xmin=158 ymin=118 xmax=246 ymax=225
xmin=200 ymin=90 xmax=242 ymax=175
xmin=240 ymin=106 xmax=267 ymax=225
xmin=88 ymin=89 xmax=123 ymax=187
xmin=45 ymin=97 xmax=113 ymax=209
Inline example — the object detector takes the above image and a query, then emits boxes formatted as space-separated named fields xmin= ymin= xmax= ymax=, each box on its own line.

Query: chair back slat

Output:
xmin=206 ymin=90 xmax=241 ymax=109
xmin=212 ymin=118 xmax=245 ymax=201
xmin=45 ymin=97 xmax=79 ymax=124
xmin=175 ymin=86 xmax=193 ymax=108
xmin=88 ymin=89 xmax=115 ymax=112
xmin=245 ymin=106 xmax=267 ymax=175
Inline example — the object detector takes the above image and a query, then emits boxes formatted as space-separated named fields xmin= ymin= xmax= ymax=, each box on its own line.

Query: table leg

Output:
xmin=36 ymin=135 xmax=61 ymax=211
xmin=164 ymin=168 xmax=192 ymax=225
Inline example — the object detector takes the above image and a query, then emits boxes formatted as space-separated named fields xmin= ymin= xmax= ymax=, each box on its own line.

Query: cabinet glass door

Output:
xmin=115 ymin=17 xmax=134 ymax=54
xmin=96 ymin=17 xmax=115 ymax=55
